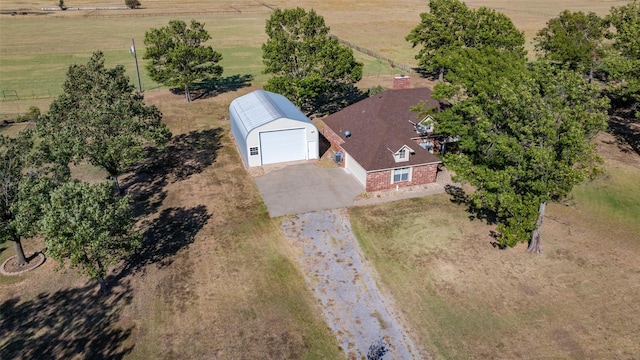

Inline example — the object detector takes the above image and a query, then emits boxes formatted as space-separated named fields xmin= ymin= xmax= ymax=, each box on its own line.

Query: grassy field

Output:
xmin=2 ymin=0 xmax=629 ymax=108
xmin=2 ymin=0 xmax=639 ymax=359
xmin=350 ymin=132 xmax=640 ymax=359
xmin=0 ymin=1 xmax=400 ymax=106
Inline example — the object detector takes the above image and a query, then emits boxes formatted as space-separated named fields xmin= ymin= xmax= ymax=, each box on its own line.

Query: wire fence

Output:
xmin=1 ymin=89 xmax=55 ymax=100
xmin=465 ymin=4 xmax=555 ymax=17
xmin=2 ymin=5 xmax=273 ymax=19
xmin=2 ymin=19 xmax=414 ymax=115
xmin=329 ymin=35 xmax=413 ymax=74
xmin=0 ymin=39 xmax=263 ymax=54
xmin=0 ymin=83 xmax=169 ymax=102
xmin=83 ymin=10 xmax=269 ymax=18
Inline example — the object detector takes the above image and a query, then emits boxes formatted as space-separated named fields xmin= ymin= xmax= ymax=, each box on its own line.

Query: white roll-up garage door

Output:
xmin=259 ymin=128 xmax=306 ymax=165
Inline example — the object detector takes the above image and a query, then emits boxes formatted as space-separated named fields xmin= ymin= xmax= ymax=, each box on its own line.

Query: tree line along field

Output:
xmin=1 ymin=0 xmax=640 ymax=359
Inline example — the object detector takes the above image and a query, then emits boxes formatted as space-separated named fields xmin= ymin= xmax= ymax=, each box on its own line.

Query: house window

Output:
xmin=398 ymin=149 xmax=406 ymax=159
xmin=393 ymin=167 xmax=410 ymax=183
xmin=250 ymin=147 xmax=259 ymax=156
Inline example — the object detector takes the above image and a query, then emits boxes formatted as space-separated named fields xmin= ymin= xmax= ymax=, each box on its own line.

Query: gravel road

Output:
xmin=282 ymin=209 xmax=425 ymax=359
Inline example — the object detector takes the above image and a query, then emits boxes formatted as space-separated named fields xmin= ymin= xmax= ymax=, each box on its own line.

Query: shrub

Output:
xmin=125 ymin=0 xmax=141 ymax=9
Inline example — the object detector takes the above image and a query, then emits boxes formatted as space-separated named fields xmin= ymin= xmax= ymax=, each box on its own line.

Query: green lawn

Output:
xmin=572 ymin=164 xmax=640 ymax=231
xmin=0 ymin=11 xmax=399 ymax=102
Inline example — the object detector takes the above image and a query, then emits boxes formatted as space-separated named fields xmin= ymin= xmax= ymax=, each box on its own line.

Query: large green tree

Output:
xmin=603 ymin=0 xmax=640 ymax=118
xmin=534 ymin=10 xmax=607 ymax=82
xmin=1 ymin=131 xmax=38 ymax=266
xmin=262 ymin=7 xmax=363 ymax=114
xmin=606 ymin=0 xmax=640 ymax=60
xmin=39 ymin=181 xmax=141 ymax=292
xmin=144 ymin=20 xmax=223 ymax=102
xmin=428 ymin=62 xmax=609 ymax=253
xmin=406 ymin=0 xmax=525 ymax=82
xmin=435 ymin=45 xmax=527 ymax=98
xmin=1 ymin=130 xmax=69 ymax=267
xmin=38 ymin=51 xmax=171 ymax=193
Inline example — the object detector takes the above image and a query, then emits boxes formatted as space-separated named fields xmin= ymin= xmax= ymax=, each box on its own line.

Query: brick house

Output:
xmin=322 ymin=81 xmax=443 ymax=192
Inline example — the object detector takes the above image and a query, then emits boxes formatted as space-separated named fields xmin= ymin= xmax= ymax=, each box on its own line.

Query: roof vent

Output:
xmin=344 ymin=130 xmax=351 ymax=138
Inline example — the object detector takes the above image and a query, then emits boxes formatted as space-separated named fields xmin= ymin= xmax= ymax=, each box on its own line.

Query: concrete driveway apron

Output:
xmin=254 ymin=163 xmax=364 ymax=217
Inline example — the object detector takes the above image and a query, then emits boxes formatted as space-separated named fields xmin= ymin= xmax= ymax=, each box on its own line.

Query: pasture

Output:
xmin=1 ymin=0 xmax=629 ymax=105
xmin=2 ymin=0 xmax=639 ymax=359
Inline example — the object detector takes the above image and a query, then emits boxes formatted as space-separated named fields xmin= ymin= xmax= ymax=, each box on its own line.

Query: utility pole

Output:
xmin=130 ymin=38 xmax=142 ymax=92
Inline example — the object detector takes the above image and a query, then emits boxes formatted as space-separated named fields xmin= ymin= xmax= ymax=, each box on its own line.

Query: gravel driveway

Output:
xmin=282 ymin=209 xmax=426 ymax=359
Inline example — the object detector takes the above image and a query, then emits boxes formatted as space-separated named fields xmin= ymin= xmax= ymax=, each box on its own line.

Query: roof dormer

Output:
xmin=392 ymin=144 xmax=414 ymax=163
xmin=417 ymin=115 xmax=435 ymax=134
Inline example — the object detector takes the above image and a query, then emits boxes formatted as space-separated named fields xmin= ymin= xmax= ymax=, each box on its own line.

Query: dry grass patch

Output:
xmin=0 ymin=123 xmax=33 ymax=138
xmin=349 ymin=134 xmax=640 ymax=359
xmin=1 ymin=87 xmax=343 ymax=359
xmin=120 ymin=89 xmax=342 ymax=359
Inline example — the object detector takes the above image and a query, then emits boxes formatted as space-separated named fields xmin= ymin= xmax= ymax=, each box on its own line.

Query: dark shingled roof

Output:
xmin=323 ymin=87 xmax=442 ymax=171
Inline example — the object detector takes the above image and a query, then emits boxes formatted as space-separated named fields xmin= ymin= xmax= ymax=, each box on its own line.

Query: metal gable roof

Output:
xmin=229 ymin=90 xmax=310 ymax=141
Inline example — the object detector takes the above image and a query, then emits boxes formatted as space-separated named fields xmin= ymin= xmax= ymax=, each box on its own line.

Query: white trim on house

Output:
xmin=393 ymin=144 xmax=414 ymax=163
xmin=391 ymin=167 xmax=412 ymax=183
xmin=419 ymin=115 xmax=435 ymax=133
xmin=373 ymin=161 xmax=441 ymax=173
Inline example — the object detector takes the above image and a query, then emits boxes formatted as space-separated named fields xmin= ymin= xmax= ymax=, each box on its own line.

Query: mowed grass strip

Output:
xmin=0 ymin=12 xmax=269 ymax=99
xmin=349 ymin=149 xmax=640 ymax=359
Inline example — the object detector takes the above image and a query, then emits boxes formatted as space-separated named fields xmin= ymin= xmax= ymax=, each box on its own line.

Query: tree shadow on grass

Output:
xmin=170 ymin=74 xmax=254 ymax=101
xmin=193 ymin=74 xmax=254 ymax=101
xmin=412 ymin=67 xmax=440 ymax=82
xmin=608 ymin=112 xmax=640 ymax=156
xmin=445 ymin=184 xmax=497 ymax=225
xmin=122 ymin=205 xmax=211 ymax=275
xmin=123 ymin=128 xmax=223 ymax=217
xmin=0 ymin=279 xmax=134 ymax=359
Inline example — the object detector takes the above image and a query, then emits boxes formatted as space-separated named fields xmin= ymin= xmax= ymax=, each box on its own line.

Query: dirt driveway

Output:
xmin=282 ymin=209 xmax=426 ymax=359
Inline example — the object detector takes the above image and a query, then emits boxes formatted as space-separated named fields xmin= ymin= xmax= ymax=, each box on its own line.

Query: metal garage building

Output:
xmin=230 ymin=90 xmax=319 ymax=167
